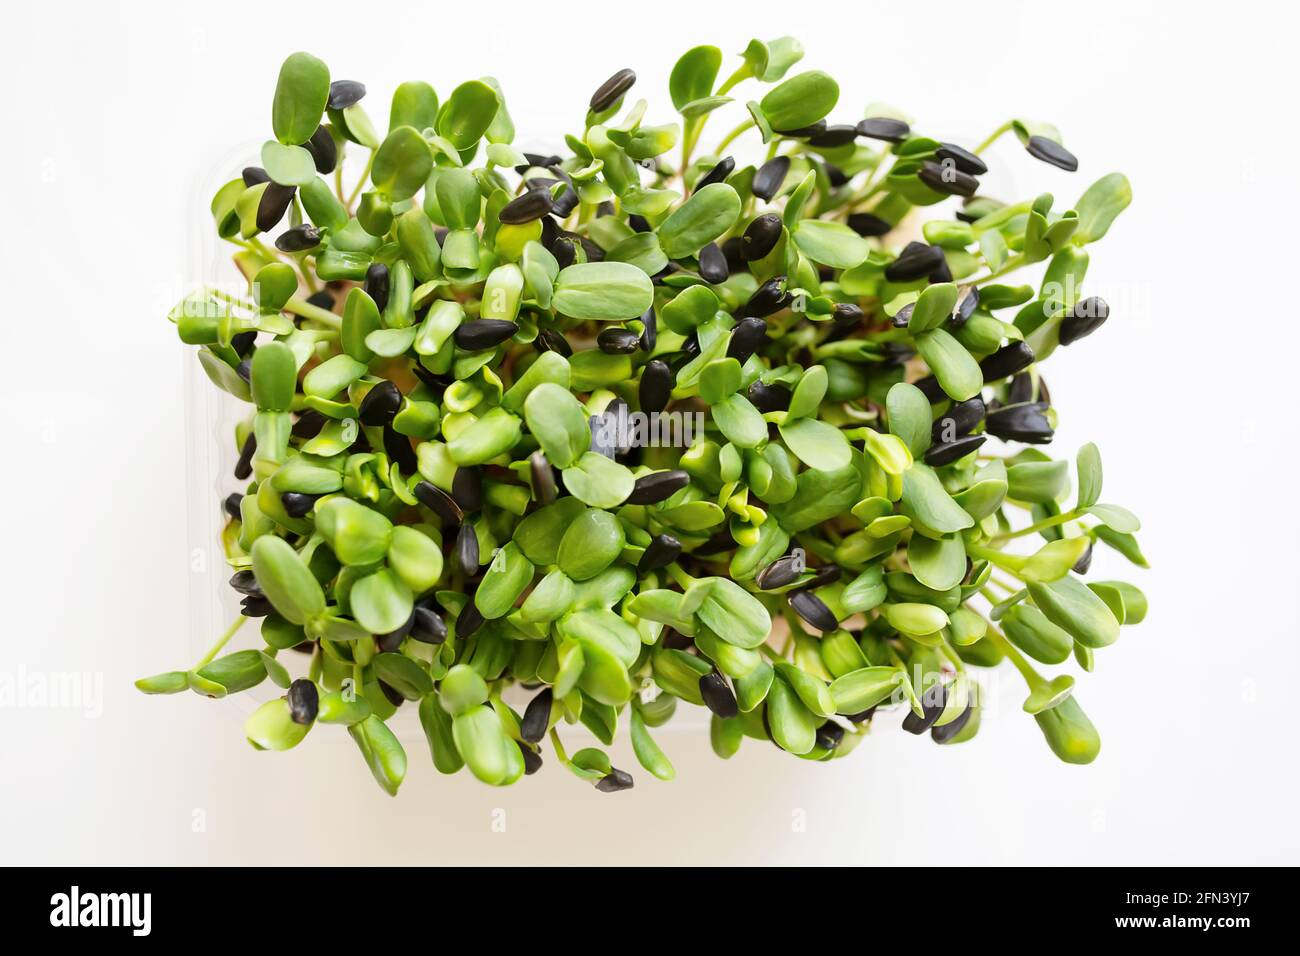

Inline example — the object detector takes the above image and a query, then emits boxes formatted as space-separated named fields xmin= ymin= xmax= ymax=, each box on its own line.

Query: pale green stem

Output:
xmin=308 ymin=643 xmax=323 ymax=683
xmin=938 ymin=636 xmax=966 ymax=673
xmin=664 ymin=562 xmax=695 ymax=590
xmin=714 ymin=118 xmax=755 ymax=155
xmin=345 ymin=151 xmax=376 ymax=211
xmin=194 ymin=616 xmax=247 ymax=669
xmin=715 ymin=66 xmax=749 ymax=96
xmin=334 ymin=148 xmax=347 ymax=203
xmin=285 ymin=296 xmax=341 ymax=329
xmin=972 ymin=254 xmax=1027 ymax=286
xmin=989 ymin=508 xmax=1083 ymax=543
xmin=973 ymin=120 xmax=1014 ymax=155
xmin=981 ymin=618 xmax=1039 ymax=685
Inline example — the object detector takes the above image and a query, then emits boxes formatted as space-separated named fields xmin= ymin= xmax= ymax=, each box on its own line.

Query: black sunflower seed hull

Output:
xmin=740 ymin=277 xmax=790 ymax=318
xmin=451 ymin=467 xmax=483 ymax=514
xmin=364 ymin=263 xmax=390 ymax=313
xmin=699 ymin=672 xmax=739 ymax=718
xmin=847 ymin=706 xmax=877 ymax=724
xmin=757 ymin=555 xmax=802 ymax=590
xmin=984 ymin=402 xmax=1054 ymax=444
xmin=727 ymin=317 xmax=768 ymax=364
xmin=256 ymin=183 xmax=296 ymax=233
xmin=377 ymin=611 xmax=414 ymax=652
xmin=856 ymin=117 xmax=910 ymax=143
xmin=694 ymin=156 xmax=735 ymax=192
xmin=816 ymin=721 xmax=845 ymax=751
xmin=231 ymin=331 xmax=257 ymax=358
xmin=1072 ymin=542 xmax=1094 ymax=575
xmin=884 ymin=244 xmax=945 ymax=282
xmin=280 ymin=491 xmax=319 ymax=518
xmin=499 ymin=189 xmax=554 ymax=224
xmin=287 ymin=679 xmax=319 ymax=725
xmin=934 ymin=143 xmax=988 ymax=176
xmin=931 ymin=397 xmax=986 ymax=441
xmin=454 ymin=319 xmax=518 ymax=350
xmin=747 ymin=379 xmax=791 ymax=413
xmin=328 ymin=79 xmax=366 ymax=110
xmin=550 ymin=188 xmax=579 ymax=220
xmin=1058 ymin=296 xmax=1110 ymax=345
xmin=535 ymin=327 xmax=573 ymax=357
xmin=595 ymin=768 xmax=634 ymax=792
xmin=931 ymin=703 xmax=973 ymax=743
xmin=924 ymin=433 xmax=987 ymax=466
xmin=741 ymin=214 xmax=783 ymax=261
xmin=275 ymin=223 xmax=321 ymax=252
xmin=242 ymin=166 xmax=270 ymax=187
xmin=305 ymin=125 xmax=337 ymax=174
xmin=1026 ymin=134 xmax=1079 ymax=171
xmin=520 ymin=744 xmax=543 ymax=775
xmin=306 ymin=289 xmax=334 ymax=310
xmin=240 ymin=595 xmax=274 ymax=617
xmin=626 ymin=470 xmax=690 ymax=505
xmin=383 ymin=426 xmax=419 ymax=475
xmin=229 ymin=569 xmax=260 ymax=595
xmin=414 ymin=480 xmax=463 ymax=525
xmin=953 ymin=286 xmax=979 ymax=327
xmin=293 ymin=407 xmax=328 ymax=439
xmin=234 ymin=431 xmax=257 ymax=480
xmin=913 ymin=375 xmax=945 ymax=403
xmin=847 ymin=212 xmax=892 ymax=237
xmin=980 ymin=341 xmax=1035 ymax=382
xmin=698 ymin=242 xmax=728 ymax=284
xmin=589 ymin=68 xmax=636 ymax=112
xmin=456 ymin=599 xmax=485 ymax=638
xmin=832 ymin=303 xmax=864 ymax=328
xmin=774 ymin=119 xmax=827 ymax=138
xmin=638 ymin=307 xmax=657 ymax=352
xmin=919 ymin=160 xmax=980 ymax=198
xmin=789 ymin=589 xmax=839 ymax=632
xmin=455 ymin=523 xmax=480 ymax=575
xmin=358 ymin=380 xmax=402 ymax=426
xmin=520 ymin=688 xmax=553 ymax=743
xmin=752 ymin=156 xmax=791 ymax=201
xmin=804 ymin=565 xmax=841 ymax=590
xmin=637 ymin=533 xmax=682 ymax=573
xmin=638 ymin=359 xmax=672 ymax=414
xmin=379 ymin=681 xmax=405 ymax=708
xmin=1008 ymin=373 xmax=1034 ymax=405
xmin=902 ymin=683 xmax=948 ymax=734
xmin=224 ymin=492 xmax=244 ymax=521
xmin=808 ymin=124 xmax=858 ymax=148
xmin=529 ymin=451 xmax=557 ymax=504
xmin=410 ymin=605 xmax=448 ymax=645
xmin=598 ymin=328 xmax=641 ymax=354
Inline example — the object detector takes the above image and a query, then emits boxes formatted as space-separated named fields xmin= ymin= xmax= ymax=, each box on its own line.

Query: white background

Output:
xmin=1 ymin=0 xmax=1297 ymax=865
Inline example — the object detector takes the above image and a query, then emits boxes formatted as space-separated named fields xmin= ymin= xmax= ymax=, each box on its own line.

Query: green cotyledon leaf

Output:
xmin=552 ymin=262 xmax=654 ymax=320
xmin=759 ymin=70 xmax=837 ymax=131
xmin=272 ymin=52 xmax=330 ymax=146
xmin=250 ymin=536 xmax=325 ymax=625
xmin=657 ymin=184 xmax=741 ymax=259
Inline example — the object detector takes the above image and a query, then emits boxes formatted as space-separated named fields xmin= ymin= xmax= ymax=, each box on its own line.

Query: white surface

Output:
xmin=1 ymin=0 xmax=1296 ymax=865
